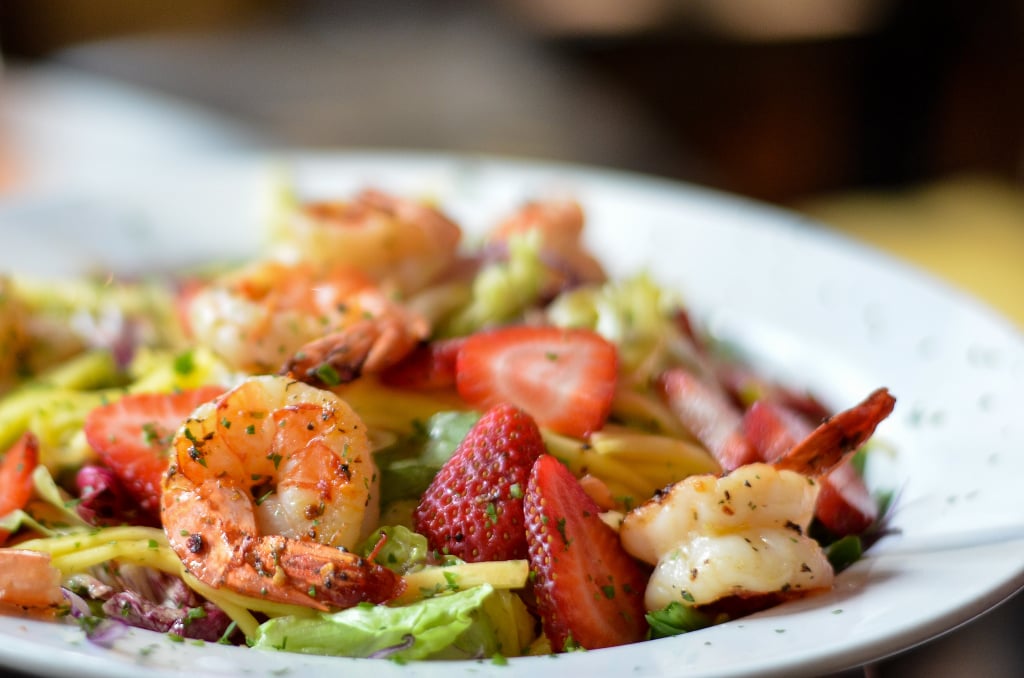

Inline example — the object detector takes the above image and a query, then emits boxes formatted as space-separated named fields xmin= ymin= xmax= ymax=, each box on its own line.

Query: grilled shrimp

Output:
xmin=620 ymin=463 xmax=831 ymax=610
xmin=620 ymin=388 xmax=895 ymax=612
xmin=277 ymin=189 xmax=462 ymax=294
xmin=187 ymin=260 xmax=428 ymax=377
xmin=488 ymin=199 xmax=607 ymax=289
xmin=0 ymin=550 xmax=64 ymax=613
xmin=160 ymin=375 xmax=402 ymax=610
xmin=279 ymin=287 xmax=429 ymax=389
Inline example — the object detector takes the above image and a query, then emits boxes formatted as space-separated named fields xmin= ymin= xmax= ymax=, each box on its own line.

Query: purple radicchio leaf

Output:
xmin=74 ymin=465 xmax=159 ymax=527
xmin=367 ymin=634 xmax=416 ymax=659
xmin=102 ymin=591 xmax=235 ymax=643
xmin=61 ymin=587 xmax=127 ymax=649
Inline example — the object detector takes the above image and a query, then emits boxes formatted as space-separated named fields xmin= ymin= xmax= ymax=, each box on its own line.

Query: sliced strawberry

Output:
xmin=525 ymin=454 xmax=649 ymax=651
xmin=815 ymin=460 xmax=879 ymax=536
xmin=378 ymin=337 xmax=464 ymax=390
xmin=741 ymin=400 xmax=812 ymax=463
xmin=658 ymin=368 xmax=758 ymax=471
xmin=0 ymin=432 xmax=40 ymax=545
xmin=672 ymin=307 xmax=708 ymax=355
xmin=83 ymin=385 xmax=225 ymax=516
xmin=716 ymin=362 xmax=832 ymax=423
xmin=455 ymin=325 xmax=617 ymax=438
xmin=413 ymin=403 xmax=546 ymax=562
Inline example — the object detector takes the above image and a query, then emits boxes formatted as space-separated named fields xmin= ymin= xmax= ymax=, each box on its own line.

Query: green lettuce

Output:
xmin=254 ymin=584 xmax=535 ymax=660
xmin=126 ymin=346 xmax=235 ymax=394
xmin=546 ymin=272 xmax=711 ymax=387
xmin=0 ymin=464 xmax=90 ymax=538
xmin=547 ymin=273 xmax=681 ymax=371
xmin=377 ymin=411 xmax=480 ymax=505
xmin=357 ymin=525 xmax=432 ymax=574
xmin=439 ymin=231 xmax=546 ymax=337
xmin=645 ymin=601 xmax=715 ymax=639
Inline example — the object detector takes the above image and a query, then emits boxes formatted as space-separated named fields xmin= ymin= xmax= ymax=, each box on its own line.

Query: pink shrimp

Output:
xmin=161 ymin=375 xmax=402 ymax=610
xmin=620 ymin=388 xmax=896 ymax=612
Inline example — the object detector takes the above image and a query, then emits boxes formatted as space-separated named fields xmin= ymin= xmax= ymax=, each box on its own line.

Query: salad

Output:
xmin=0 ymin=185 xmax=895 ymax=661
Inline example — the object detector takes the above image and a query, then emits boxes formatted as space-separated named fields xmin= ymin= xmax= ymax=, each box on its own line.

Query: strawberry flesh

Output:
xmin=741 ymin=399 xmax=812 ymax=463
xmin=413 ymin=403 xmax=546 ymax=562
xmin=83 ymin=385 xmax=225 ymax=516
xmin=0 ymin=432 xmax=40 ymax=545
xmin=658 ymin=368 xmax=758 ymax=471
xmin=456 ymin=325 xmax=618 ymax=438
xmin=525 ymin=454 xmax=649 ymax=650
xmin=815 ymin=460 xmax=879 ymax=535
xmin=379 ymin=337 xmax=464 ymax=390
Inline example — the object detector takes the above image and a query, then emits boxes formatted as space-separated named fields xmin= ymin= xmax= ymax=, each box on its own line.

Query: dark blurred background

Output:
xmin=1 ymin=1 xmax=1023 ymax=675
xmin=3 ymin=0 xmax=1024 ymax=203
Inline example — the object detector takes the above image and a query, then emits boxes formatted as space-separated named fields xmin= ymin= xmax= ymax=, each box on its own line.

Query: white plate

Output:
xmin=0 ymin=152 xmax=1022 ymax=678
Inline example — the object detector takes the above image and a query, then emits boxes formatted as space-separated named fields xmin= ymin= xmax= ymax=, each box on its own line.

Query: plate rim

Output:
xmin=0 ymin=148 xmax=1022 ymax=678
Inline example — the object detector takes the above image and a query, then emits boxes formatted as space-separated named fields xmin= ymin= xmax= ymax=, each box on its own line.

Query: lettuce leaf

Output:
xmin=547 ymin=272 xmax=684 ymax=378
xmin=357 ymin=525 xmax=432 ymax=574
xmin=645 ymin=601 xmax=715 ymax=639
xmin=253 ymin=584 xmax=534 ymax=660
xmin=127 ymin=346 xmax=235 ymax=394
xmin=439 ymin=231 xmax=546 ymax=337
xmin=0 ymin=464 xmax=91 ymax=538
xmin=377 ymin=410 xmax=479 ymax=505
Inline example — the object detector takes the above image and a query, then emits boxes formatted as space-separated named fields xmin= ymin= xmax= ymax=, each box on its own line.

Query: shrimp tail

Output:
xmin=281 ymin=315 xmax=426 ymax=389
xmin=161 ymin=377 xmax=401 ymax=612
xmin=165 ymin=487 xmax=403 ymax=611
xmin=280 ymin=321 xmax=379 ymax=387
xmin=245 ymin=536 xmax=404 ymax=609
xmin=774 ymin=388 xmax=896 ymax=476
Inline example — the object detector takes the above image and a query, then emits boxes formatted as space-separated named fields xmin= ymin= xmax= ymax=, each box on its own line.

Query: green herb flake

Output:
xmin=173 ymin=350 xmax=196 ymax=375
xmin=314 ymin=363 xmax=342 ymax=386
xmin=218 ymin=621 xmax=238 ymax=644
xmin=556 ymin=517 xmax=570 ymax=547
xmin=184 ymin=607 xmax=207 ymax=625
xmin=443 ymin=571 xmax=460 ymax=591
xmin=141 ymin=422 xmax=161 ymax=446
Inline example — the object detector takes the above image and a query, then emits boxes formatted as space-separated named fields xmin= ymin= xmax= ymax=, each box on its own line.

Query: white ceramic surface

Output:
xmin=0 ymin=152 xmax=1021 ymax=678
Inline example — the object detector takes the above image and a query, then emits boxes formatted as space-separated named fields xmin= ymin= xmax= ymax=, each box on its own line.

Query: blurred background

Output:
xmin=2 ymin=0 xmax=1022 ymax=324
xmin=1 ymin=1 xmax=1022 ymax=675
